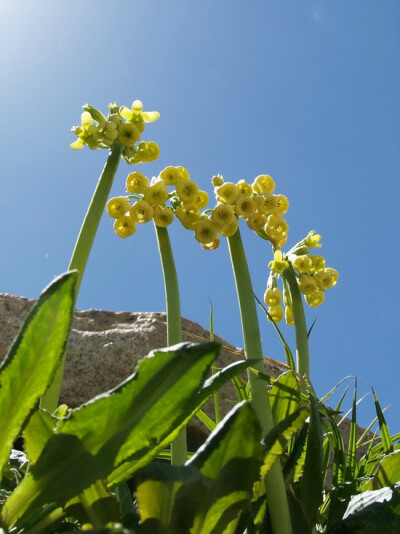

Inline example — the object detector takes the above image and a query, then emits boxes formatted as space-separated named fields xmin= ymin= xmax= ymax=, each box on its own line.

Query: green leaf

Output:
xmin=0 ymin=342 xmax=220 ymax=529
xmin=189 ymin=402 xmax=263 ymax=534
xmin=0 ymin=271 xmax=77 ymax=476
xmin=23 ymin=409 xmax=59 ymax=464
xmin=373 ymin=388 xmax=393 ymax=454
xmin=328 ymin=485 xmax=400 ymax=534
xmin=135 ymin=463 xmax=207 ymax=534
xmin=299 ymin=393 xmax=324 ymax=529
xmin=108 ymin=358 xmax=254 ymax=486
xmin=261 ymin=406 xmax=309 ymax=479
xmin=269 ymin=371 xmax=301 ymax=424
xmin=362 ymin=450 xmax=400 ymax=491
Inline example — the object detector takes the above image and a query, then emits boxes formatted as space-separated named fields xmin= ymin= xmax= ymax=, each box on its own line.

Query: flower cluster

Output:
xmin=173 ymin=174 xmax=289 ymax=251
xmin=70 ymin=101 xmax=160 ymax=164
xmin=106 ymin=165 xmax=205 ymax=238
xmin=266 ymin=232 xmax=339 ymax=324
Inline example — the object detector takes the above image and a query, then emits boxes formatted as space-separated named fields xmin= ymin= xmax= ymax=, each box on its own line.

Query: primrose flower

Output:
xmin=219 ymin=217 xmax=239 ymax=237
xmin=176 ymin=166 xmax=190 ymax=181
xmin=305 ymin=230 xmax=322 ymax=248
xmin=274 ymin=194 xmax=290 ymax=216
xmin=267 ymin=305 xmax=284 ymax=323
xmin=117 ymin=122 xmax=141 ymax=146
xmin=202 ymin=236 xmax=221 ymax=250
xmin=269 ymin=250 xmax=289 ymax=274
xmin=313 ymin=270 xmax=334 ymax=291
xmin=175 ymin=206 xmax=202 ymax=230
xmin=309 ymin=254 xmax=326 ymax=272
xmin=298 ymin=275 xmax=318 ymax=295
xmin=133 ymin=141 xmax=160 ymax=163
xmin=234 ymin=195 xmax=256 ymax=219
xmin=305 ymin=289 xmax=325 ymax=307
xmin=215 ymin=182 xmax=238 ymax=204
xmin=152 ymin=205 xmax=173 ymax=227
xmin=211 ymin=203 xmax=236 ymax=229
xmin=113 ymin=215 xmax=136 ymax=238
xmin=265 ymin=214 xmax=289 ymax=240
xmin=143 ymin=180 xmax=169 ymax=205
xmin=291 ymin=255 xmax=313 ymax=274
xmin=106 ymin=196 xmax=131 ymax=219
xmin=252 ymin=174 xmax=275 ymax=195
xmin=255 ymin=194 xmax=277 ymax=215
xmin=126 ymin=171 xmax=150 ymax=194
xmin=212 ymin=175 xmax=224 ymax=187
xmin=130 ymin=200 xmax=154 ymax=223
xmin=176 ymin=180 xmax=200 ymax=203
xmin=285 ymin=306 xmax=294 ymax=326
xmin=236 ymin=179 xmax=253 ymax=196
xmin=194 ymin=218 xmax=219 ymax=244
xmin=247 ymin=211 xmax=267 ymax=231
xmin=160 ymin=166 xmax=180 ymax=186
xmin=264 ymin=287 xmax=282 ymax=307
xmin=325 ymin=267 xmax=339 ymax=286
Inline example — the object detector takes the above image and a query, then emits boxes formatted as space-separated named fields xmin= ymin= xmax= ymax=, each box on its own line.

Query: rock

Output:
xmin=0 ymin=293 xmax=284 ymax=450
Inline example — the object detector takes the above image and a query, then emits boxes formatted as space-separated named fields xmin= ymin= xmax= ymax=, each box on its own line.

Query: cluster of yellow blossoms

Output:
xmin=177 ymin=173 xmax=290 ymax=251
xmin=107 ymin=164 xmax=338 ymax=324
xmin=106 ymin=165 xmax=210 ymax=238
xmin=265 ymin=232 xmax=339 ymax=324
xmin=70 ymin=101 xmax=160 ymax=165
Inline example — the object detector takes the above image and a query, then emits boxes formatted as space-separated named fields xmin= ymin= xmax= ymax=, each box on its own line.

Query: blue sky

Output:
xmin=1 ymin=0 xmax=399 ymax=430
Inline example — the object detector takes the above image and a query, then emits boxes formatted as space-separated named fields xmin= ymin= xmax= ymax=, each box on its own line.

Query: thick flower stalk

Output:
xmin=41 ymin=101 xmax=160 ymax=413
xmin=106 ymin=165 xmax=197 ymax=465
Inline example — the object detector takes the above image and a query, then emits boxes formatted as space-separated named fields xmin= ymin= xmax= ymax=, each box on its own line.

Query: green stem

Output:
xmin=227 ymin=228 xmax=293 ymax=534
xmin=283 ymin=265 xmax=310 ymax=378
xmin=154 ymin=224 xmax=187 ymax=465
xmin=41 ymin=144 xmax=123 ymax=412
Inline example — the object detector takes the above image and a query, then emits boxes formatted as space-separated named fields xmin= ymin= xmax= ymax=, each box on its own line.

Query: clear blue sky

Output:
xmin=1 ymin=1 xmax=399 ymax=430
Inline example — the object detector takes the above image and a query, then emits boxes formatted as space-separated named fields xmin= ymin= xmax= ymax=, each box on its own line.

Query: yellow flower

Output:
xmin=247 ymin=211 xmax=267 ymax=231
xmin=160 ymin=166 xmax=179 ymax=186
xmin=126 ymin=171 xmax=150 ymax=194
xmin=183 ymin=190 xmax=209 ymax=211
xmin=215 ymin=182 xmax=238 ymax=204
xmin=106 ymin=197 xmax=131 ymax=219
xmin=219 ymin=217 xmax=239 ymax=237
xmin=309 ymin=255 xmax=326 ymax=272
xmin=267 ymin=305 xmax=284 ymax=323
xmin=305 ymin=230 xmax=322 ymax=248
xmin=264 ymin=287 xmax=282 ymax=307
xmin=234 ymin=195 xmax=256 ymax=219
xmin=298 ymin=275 xmax=318 ymax=295
xmin=305 ymin=289 xmax=325 ymax=307
xmin=143 ymin=181 xmax=169 ymax=205
xmin=268 ymin=250 xmax=289 ymax=274
xmin=291 ymin=255 xmax=313 ymax=274
xmin=273 ymin=194 xmax=289 ymax=216
xmin=194 ymin=219 xmax=219 ymax=244
xmin=113 ymin=215 xmax=136 ymax=238
xmin=265 ymin=214 xmax=289 ymax=241
xmin=252 ymin=174 xmax=275 ymax=194
xmin=202 ymin=236 xmax=221 ymax=250
xmin=135 ymin=141 xmax=160 ymax=162
xmin=175 ymin=206 xmax=202 ymax=229
xmin=211 ymin=203 xmax=236 ymax=229
xmin=130 ymin=200 xmax=154 ymax=223
xmin=285 ymin=307 xmax=294 ymax=326
xmin=236 ymin=179 xmax=253 ymax=196
xmin=117 ymin=122 xmax=141 ymax=147
xmin=153 ymin=205 xmax=174 ymax=227
xmin=176 ymin=166 xmax=190 ymax=181
xmin=325 ymin=267 xmax=339 ymax=286
xmin=255 ymin=194 xmax=277 ymax=215
xmin=176 ymin=179 xmax=200 ymax=203
xmin=212 ymin=174 xmax=224 ymax=187
xmin=313 ymin=270 xmax=333 ymax=291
